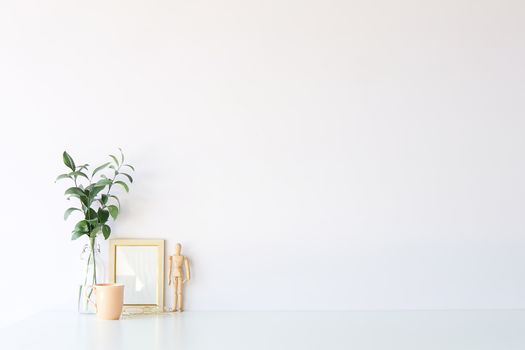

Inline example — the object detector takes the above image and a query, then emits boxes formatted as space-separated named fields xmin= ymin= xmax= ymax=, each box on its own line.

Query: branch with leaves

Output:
xmin=56 ymin=149 xmax=134 ymax=241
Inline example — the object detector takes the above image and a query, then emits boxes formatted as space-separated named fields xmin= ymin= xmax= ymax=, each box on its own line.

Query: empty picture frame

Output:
xmin=109 ymin=239 xmax=164 ymax=311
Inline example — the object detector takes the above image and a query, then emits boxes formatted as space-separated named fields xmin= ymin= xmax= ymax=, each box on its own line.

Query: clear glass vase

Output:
xmin=78 ymin=237 xmax=106 ymax=314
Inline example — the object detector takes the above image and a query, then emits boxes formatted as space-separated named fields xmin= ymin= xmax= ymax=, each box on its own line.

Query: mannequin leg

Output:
xmin=177 ymin=277 xmax=183 ymax=312
xmin=173 ymin=278 xmax=179 ymax=312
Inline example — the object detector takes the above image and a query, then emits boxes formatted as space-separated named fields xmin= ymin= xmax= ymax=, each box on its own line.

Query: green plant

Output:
xmin=56 ymin=149 xmax=134 ymax=242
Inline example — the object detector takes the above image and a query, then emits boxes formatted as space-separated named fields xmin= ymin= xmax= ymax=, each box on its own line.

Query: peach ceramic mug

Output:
xmin=90 ymin=284 xmax=125 ymax=320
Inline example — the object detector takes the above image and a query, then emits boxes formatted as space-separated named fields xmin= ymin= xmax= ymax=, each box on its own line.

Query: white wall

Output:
xmin=1 ymin=0 xmax=525 ymax=326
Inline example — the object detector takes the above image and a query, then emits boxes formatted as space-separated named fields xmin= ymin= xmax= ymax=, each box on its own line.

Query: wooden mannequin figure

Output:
xmin=168 ymin=243 xmax=191 ymax=312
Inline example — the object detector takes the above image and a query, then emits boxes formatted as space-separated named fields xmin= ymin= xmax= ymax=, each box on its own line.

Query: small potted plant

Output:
xmin=56 ymin=149 xmax=134 ymax=313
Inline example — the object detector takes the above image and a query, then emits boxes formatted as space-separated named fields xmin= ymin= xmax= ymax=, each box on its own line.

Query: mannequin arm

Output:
xmin=184 ymin=257 xmax=191 ymax=282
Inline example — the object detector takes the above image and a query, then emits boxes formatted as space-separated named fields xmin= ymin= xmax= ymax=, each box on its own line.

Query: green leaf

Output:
xmin=86 ymin=208 xmax=97 ymax=220
xmin=109 ymin=195 xmax=120 ymax=207
xmin=74 ymin=220 xmax=89 ymax=233
xmin=89 ymin=185 xmax=105 ymax=199
xmin=102 ymin=225 xmax=111 ymax=239
xmin=64 ymin=207 xmax=81 ymax=220
xmin=69 ymin=171 xmax=89 ymax=180
xmin=96 ymin=179 xmax=113 ymax=187
xmin=55 ymin=174 xmax=72 ymax=182
xmin=79 ymin=195 xmax=89 ymax=208
xmin=97 ymin=208 xmax=110 ymax=223
xmin=115 ymin=181 xmax=129 ymax=192
xmin=71 ymin=230 xmax=86 ymax=240
xmin=118 ymin=173 xmax=133 ymax=183
xmin=64 ymin=187 xmax=85 ymax=197
xmin=109 ymin=154 xmax=120 ymax=166
xmin=77 ymin=164 xmax=89 ymax=171
xmin=63 ymin=151 xmax=76 ymax=171
xmin=122 ymin=164 xmax=135 ymax=172
xmin=108 ymin=205 xmax=119 ymax=220
xmin=119 ymin=148 xmax=125 ymax=164
xmin=90 ymin=225 xmax=102 ymax=237
xmin=101 ymin=194 xmax=109 ymax=205
xmin=92 ymin=162 xmax=111 ymax=177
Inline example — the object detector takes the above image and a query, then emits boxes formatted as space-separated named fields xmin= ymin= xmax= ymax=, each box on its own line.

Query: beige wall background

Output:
xmin=1 ymin=0 xmax=524 ymax=326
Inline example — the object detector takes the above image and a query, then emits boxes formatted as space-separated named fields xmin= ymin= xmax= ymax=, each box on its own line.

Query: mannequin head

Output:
xmin=175 ymin=243 xmax=182 ymax=255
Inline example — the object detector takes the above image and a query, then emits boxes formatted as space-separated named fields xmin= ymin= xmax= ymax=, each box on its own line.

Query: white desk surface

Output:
xmin=0 ymin=310 xmax=524 ymax=350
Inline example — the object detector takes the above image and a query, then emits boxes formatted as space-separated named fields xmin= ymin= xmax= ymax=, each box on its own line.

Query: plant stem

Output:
xmin=83 ymin=247 xmax=91 ymax=286
xmin=106 ymin=164 xmax=122 ymax=196
xmin=91 ymin=237 xmax=97 ymax=284
xmin=85 ymin=237 xmax=97 ymax=311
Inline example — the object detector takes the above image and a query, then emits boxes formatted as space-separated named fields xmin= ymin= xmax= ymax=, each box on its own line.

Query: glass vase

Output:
xmin=78 ymin=237 xmax=106 ymax=314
